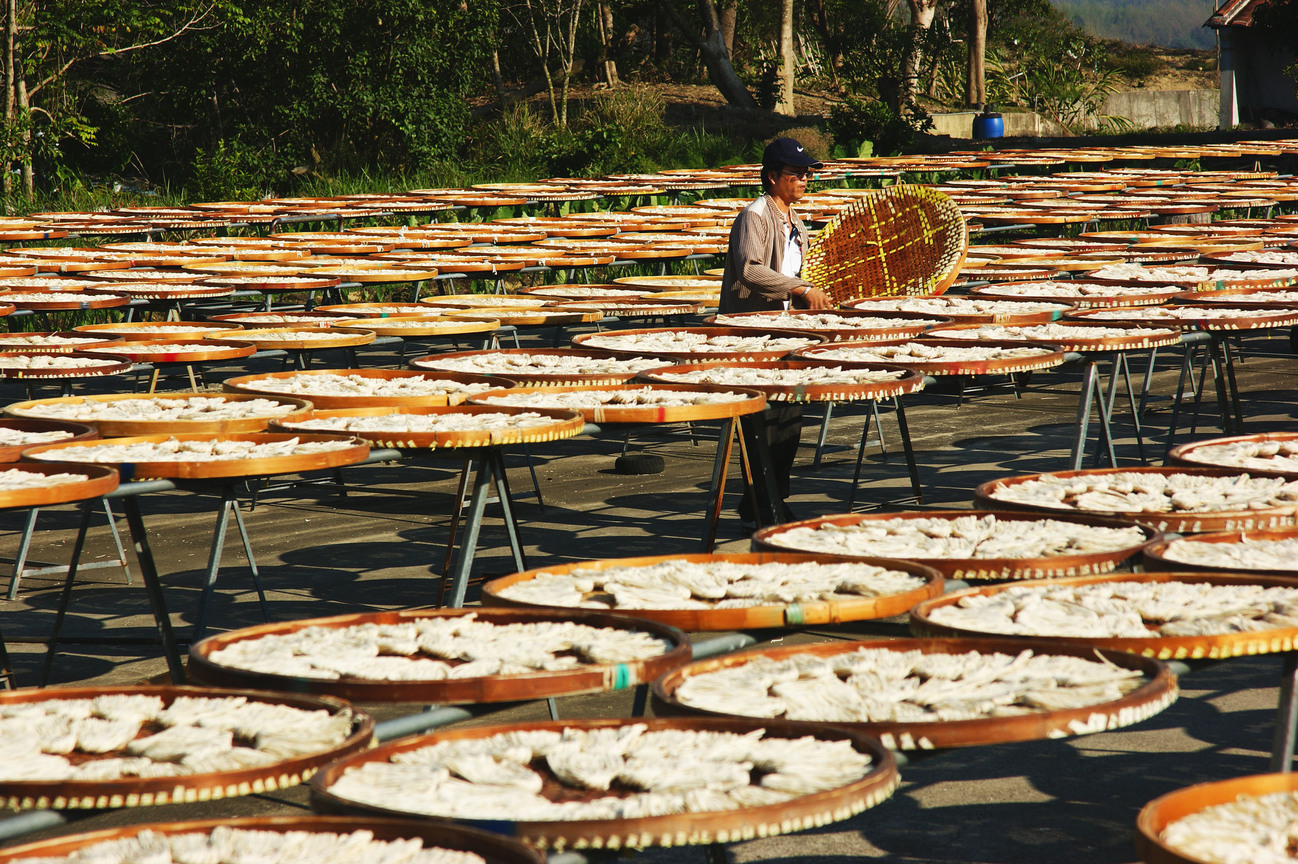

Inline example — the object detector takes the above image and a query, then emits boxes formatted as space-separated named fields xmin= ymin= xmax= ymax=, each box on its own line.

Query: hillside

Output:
xmin=1050 ymin=0 xmax=1218 ymax=49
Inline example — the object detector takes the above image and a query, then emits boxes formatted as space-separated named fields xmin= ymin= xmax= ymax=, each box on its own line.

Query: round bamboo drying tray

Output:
xmin=552 ymin=298 xmax=703 ymax=318
xmin=22 ymin=432 xmax=369 ymax=481
xmin=793 ymin=338 xmax=1067 ymax=377
xmin=189 ymin=606 xmax=688 ymax=703
xmin=1143 ymin=526 xmax=1298 ymax=578
xmin=409 ymin=348 xmax=653 ymax=387
xmin=484 ymin=551 xmax=942 ymax=630
xmin=0 ymin=352 xmax=132 ymax=380
xmin=469 ymin=382 xmax=766 ymax=424
xmin=1169 ymin=432 xmax=1298 ymax=479
xmin=611 ymin=275 xmax=723 ymax=291
xmin=0 ymin=332 xmax=123 ymax=353
xmin=74 ymin=321 xmax=245 ymax=341
xmin=704 ymin=309 xmax=951 ymax=342
xmin=1066 ymin=305 xmax=1298 ymax=331
xmin=0 ymin=816 xmax=544 ymax=864
xmin=270 ymin=405 xmax=584 ymax=450
xmin=213 ymin=327 xmax=375 ymax=351
xmin=447 ymin=307 xmax=603 ymax=327
xmin=925 ymin=322 xmax=1182 ymax=353
xmin=1136 ymin=772 xmax=1298 ymax=864
xmin=224 ymin=369 xmax=500 ymax=408
xmin=0 ymin=292 xmax=130 ymax=311
xmin=974 ymin=466 xmax=1298 ymax=534
xmin=0 ymin=462 xmax=117 ymax=509
xmin=210 ymin=311 xmax=359 ymax=328
xmin=337 ymin=315 xmax=500 ymax=337
xmin=572 ymin=326 xmax=825 ymax=362
xmin=652 ymin=637 xmax=1175 ymax=751
xmin=83 ymin=339 xmax=258 ymax=364
xmin=0 ymin=419 xmax=96 ymax=463
xmin=309 ymin=715 xmax=898 ymax=851
xmin=0 ymin=685 xmax=372 ymax=810
xmin=752 ymin=509 xmax=1160 ymax=581
xmin=841 ymin=296 xmax=1071 ymax=325
xmin=1177 ymin=286 xmax=1298 ymax=306
xmin=425 ymin=294 xmax=552 ymax=309
xmin=635 ymin=360 xmax=924 ymax=404
xmin=910 ymin=571 xmax=1298 ymax=660
xmin=197 ymin=273 xmax=343 ymax=291
xmin=315 ymin=302 xmax=443 ymax=317
xmin=5 ymin=394 xmax=314 ymax=437
xmin=970 ymin=283 xmax=1183 ymax=308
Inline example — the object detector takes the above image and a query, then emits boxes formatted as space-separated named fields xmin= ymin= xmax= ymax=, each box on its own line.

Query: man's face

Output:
xmin=769 ymin=164 xmax=810 ymax=205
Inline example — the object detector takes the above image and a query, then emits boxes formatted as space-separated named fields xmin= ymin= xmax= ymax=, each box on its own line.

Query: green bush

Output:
xmin=769 ymin=127 xmax=834 ymax=163
xmin=185 ymin=139 xmax=272 ymax=202
xmin=827 ymin=96 xmax=930 ymax=157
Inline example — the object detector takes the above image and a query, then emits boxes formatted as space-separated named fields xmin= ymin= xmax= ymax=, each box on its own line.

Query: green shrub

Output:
xmin=827 ymin=96 xmax=930 ymax=157
xmin=769 ymin=127 xmax=834 ymax=163
xmin=185 ymin=139 xmax=271 ymax=202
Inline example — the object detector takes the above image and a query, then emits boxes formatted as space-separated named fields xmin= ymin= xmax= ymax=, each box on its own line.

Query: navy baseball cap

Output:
xmin=763 ymin=137 xmax=823 ymax=170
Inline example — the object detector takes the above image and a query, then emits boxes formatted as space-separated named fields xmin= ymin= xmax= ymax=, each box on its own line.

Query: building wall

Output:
xmin=1103 ymin=90 xmax=1220 ymax=129
xmin=1224 ymin=30 xmax=1298 ymax=122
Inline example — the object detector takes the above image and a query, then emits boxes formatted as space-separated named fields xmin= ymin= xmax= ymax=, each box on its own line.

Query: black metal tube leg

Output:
xmin=893 ymin=396 xmax=923 ymax=504
xmin=1271 ymin=652 xmax=1298 ymax=773
xmin=120 ymin=497 xmax=186 ymax=683
xmin=40 ymin=502 xmax=95 ymax=686
xmin=445 ymin=457 xmax=493 ymax=609
xmin=489 ymin=450 xmax=526 ymax=572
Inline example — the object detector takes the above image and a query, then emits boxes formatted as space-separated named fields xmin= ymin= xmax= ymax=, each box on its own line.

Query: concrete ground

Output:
xmin=2 ymin=327 xmax=1298 ymax=863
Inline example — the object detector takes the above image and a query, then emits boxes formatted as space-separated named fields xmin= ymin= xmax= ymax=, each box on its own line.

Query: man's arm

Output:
xmin=731 ymin=208 xmax=809 ymax=304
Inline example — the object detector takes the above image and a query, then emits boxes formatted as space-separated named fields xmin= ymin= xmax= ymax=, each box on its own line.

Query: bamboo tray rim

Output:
xmin=1136 ymin=771 xmax=1298 ymax=864
xmin=269 ymin=404 xmax=585 ymax=451
xmin=468 ymin=382 xmax=768 ymax=423
xmin=0 ymin=461 xmax=118 ymax=509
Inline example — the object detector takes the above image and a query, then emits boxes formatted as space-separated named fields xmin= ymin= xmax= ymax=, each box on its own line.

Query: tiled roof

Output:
xmin=1205 ymin=0 xmax=1271 ymax=28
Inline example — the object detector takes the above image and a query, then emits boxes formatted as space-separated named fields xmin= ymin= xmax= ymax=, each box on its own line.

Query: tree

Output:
xmin=966 ymin=0 xmax=986 ymax=106
xmin=774 ymin=0 xmax=795 ymax=115
xmin=900 ymin=0 xmax=941 ymax=107
xmin=656 ymin=0 xmax=757 ymax=109
xmin=512 ymin=0 xmax=586 ymax=126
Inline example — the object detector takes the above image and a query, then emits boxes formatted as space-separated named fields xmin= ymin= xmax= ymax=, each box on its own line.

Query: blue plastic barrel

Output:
xmin=972 ymin=111 xmax=1004 ymax=139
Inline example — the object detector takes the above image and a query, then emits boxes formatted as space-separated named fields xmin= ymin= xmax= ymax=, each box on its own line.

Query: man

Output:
xmin=721 ymin=137 xmax=832 ymax=529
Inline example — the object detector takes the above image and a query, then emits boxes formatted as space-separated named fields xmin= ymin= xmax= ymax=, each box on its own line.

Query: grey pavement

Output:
xmin=2 ymin=327 xmax=1298 ymax=862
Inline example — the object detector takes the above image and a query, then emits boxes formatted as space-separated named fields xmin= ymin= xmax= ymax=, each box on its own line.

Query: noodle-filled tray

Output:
xmin=0 ymin=331 xmax=123 ymax=353
xmin=0 ymin=816 xmax=543 ymax=864
xmin=5 ymin=394 xmax=314 ymax=437
xmin=209 ymin=327 xmax=375 ymax=351
xmin=0 ymin=352 xmax=132 ymax=380
xmin=793 ymin=338 xmax=1066 ymax=376
xmin=0 ymin=419 xmax=95 ymax=462
xmin=469 ymin=383 xmax=765 ymax=424
xmin=74 ymin=321 xmax=245 ymax=341
xmin=635 ymin=360 xmax=924 ymax=404
xmin=81 ymin=339 xmax=258 ymax=364
xmin=0 ymin=462 xmax=118 ymax=509
xmin=910 ymin=571 xmax=1298 ymax=660
xmin=924 ymin=321 xmax=1182 ymax=353
xmin=704 ymin=309 xmax=950 ymax=342
xmin=975 ymin=466 xmax=1298 ymax=533
xmin=224 ymin=370 xmax=500 ymax=408
xmin=23 ymin=432 xmax=368 ymax=481
xmin=841 ymin=295 xmax=1071 ymax=325
xmin=1170 ymin=433 xmax=1298 ymax=480
xmin=338 ymin=316 xmax=500 ymax=338
xmin=752 ymin=510 xmax=1159 ymax=581
xmin=411 ymin=348 xmax=662 ymax=387
xmin=483 ymin=552 xmax=942 ymax=631
xmin=970 ymin=280 xmax=1183 ymax=307
xmin=571 ymin=326 xmax=824 ymax=361
xmin=652 ymin=637 xmax=1175 ymax=751
xmin=1136 ymin=772 xmax=1298 ymax=864
xmin=1143 ymin=526 xmax=1298 ymax=577
xmin=310 ymin=716 xmax=898 ymax=851
xmin=0 ymin=685 xmax=371 ymax=810
xmin=1066 ymin=304 xmax=1298 ymax=332
xmin=270 ymin=405 xmax=584 ymax=451
xmin=188 ymin=607 xmax=689 ymax=703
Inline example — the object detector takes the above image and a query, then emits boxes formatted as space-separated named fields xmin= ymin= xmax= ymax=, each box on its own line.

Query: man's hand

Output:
xmin=792 ymin=286 xmax=833 ymax=310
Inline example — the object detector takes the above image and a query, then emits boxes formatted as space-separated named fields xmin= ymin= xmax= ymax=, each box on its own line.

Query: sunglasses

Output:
xmin=781 ymin=169 xmax=812 ymax=181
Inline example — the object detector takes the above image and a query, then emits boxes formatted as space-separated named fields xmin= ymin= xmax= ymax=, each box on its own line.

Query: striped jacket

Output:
xmin=718 ymin=194 xmax=812 ymax=314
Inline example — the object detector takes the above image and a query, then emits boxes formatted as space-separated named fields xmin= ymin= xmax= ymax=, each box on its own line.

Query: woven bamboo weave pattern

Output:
xmin=804 ymin=185 xmax=967 ymax=304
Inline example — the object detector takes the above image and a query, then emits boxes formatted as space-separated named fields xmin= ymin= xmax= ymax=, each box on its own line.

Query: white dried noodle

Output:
xmin=1161 ymin=535 xmax=1298 ymax=572
xmin=653 ymin=366 xmax=905 ymax=388
xmin=33 ymin=437 xmax=355 ymax=463
xmin=414 ymin=352 xmax=661 ymax=375
xmin=712 ymin=312 xmax=943 ymax=330
xmin=1182 ymin=439 xmax=1298 ymax=473
xmin=0 ymin=355 xmax=121 ymax=369
xmin=673 ymin=647 xmax=1145 ymax=722
xmin=0 ymin=468 xmax=88 ymax=489
xmin=926 ymin=580 xmax=1298 ymax=638
xmin=807 ymin=343 xmax=1051 ymax=363
xmin=206 ymin=613 xmax=671 ymax=680
xmin=1160 ymin=790 xmax=1298 ymax=864
xmin=327 ymin=724 xmax=872 ymax=821
xmin=11 ymin=396 xmax=297 ymax=422
xmin=929 ymin=323 xmax=1177 ymax=342
xmin=851 ymin=297 xmax=1069 ymax=315
xmin=579 ymin=331 xmax=815 ymax=354
xmin=238 ymin=373 xmax=492 ymax=397
xmin=288 ymin=412 xmax=555 ymax=434
xmin=987 ymin=471 xmax=1298 ymax=513
xmin=481 ymin=387 xmax=750 ymax=408
xmin=0 ymin=694 xmax=352 ymax=781
xmin=766 ymin=514 xmax=1147 ymax=560
xmin=496 ymin=559 xmax=926 ymax=610
xmin=0 ymin=428 xmax=74 ymax=445
xmin=7 ymin=828 xmax=485 ymax=864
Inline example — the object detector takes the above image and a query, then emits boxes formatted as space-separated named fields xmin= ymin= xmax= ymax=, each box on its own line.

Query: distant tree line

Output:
xmin=1049 ymin=0 xmax=1215 ymax=50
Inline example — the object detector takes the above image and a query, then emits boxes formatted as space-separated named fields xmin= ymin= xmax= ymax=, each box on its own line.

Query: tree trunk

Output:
xmin=803 ymin=0 xmax=840 ymax=89
xmin=2 ymin=0 xmax=14 ymax=206
xmin=900 ymin=0 xmax=939 ymax=109
xmin=774 ymin=0 xmax=796 ymax=115
xmin=597 ymin=3 xmax=619 ymax=87
xmin=17 ymin=73 xmax=29 ymax=197
xmin=966 ymin=0 xmax=986 ymax=107
xmin=657 ymin=0 xmax=758 ymax=109
xmin=490 ymin=45 xmax=507 ymax=109
xmin=718 ymin=0 xmax=736 ymax=57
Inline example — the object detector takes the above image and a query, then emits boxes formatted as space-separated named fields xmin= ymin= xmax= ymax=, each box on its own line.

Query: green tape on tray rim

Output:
xmin=613 ymin=663 xmax=631 ymax=690
xmin=784 ymin=603 xmax=804 ymax=626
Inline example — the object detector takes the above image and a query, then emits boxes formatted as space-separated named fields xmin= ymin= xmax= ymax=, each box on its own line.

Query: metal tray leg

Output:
xmin=701 ymin=418 xmax=735 ymax=553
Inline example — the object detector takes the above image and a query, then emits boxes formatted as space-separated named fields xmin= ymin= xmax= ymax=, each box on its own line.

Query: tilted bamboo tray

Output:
xmin=309 ymin=716 xmax=898 ymax=851
xmin=5 ymin=394 xmax=314 ymax=437
xmin=0 ymin=352 xmax=133 ymax=380
xmin=752 ymin=509 xmax=1160 ymax=581
xmin=483 ymin=552 xmax=943 ymax=631
xmin=1136 ymin=772 xmax=1298 ymax=864
xmin=652 ymin=637 xmax=1175 ymax=751
xmin=0 ymin=419 xmax=96 ymax=463
xmin=911 ymin=571 xmax=1298 ymax=661
xmin=705 ymin=309 xmax=951 ymax=342
xmin=224 ymin=369 xmax=500 ymax=408
xmin=0 ymin=816 xmax=543 ymax=864
xmin=1143 ymin=526 xmax=1298 ymax=578
xmin=794 ymin=338 xmax=1066 ymax=377
xmin=0 ymin=462 xmax=118 ymax=509
xmin=270 ymin=404 xmax=584 ymax=450
xmin=469 ymin=382 xmax=766 ymax=424
xmin=189 ymin=606 xmax=689 ymax=703
xmin=974 ymin=466 xmax=1298 ymax=534
xmin=1170 ymin=432 xmax=1298 ymax=480
xmin=802 ymin=185 xmax=967 ymax=304
xmin=572 ymin=326 xmax=825 ymax=361
xmin=636 ymin=360 xmax=924 ymax=404
xmin=0 ymin=685 xmax=372 ymax=810
xmin=23 ymin=432 xmax=369 ymax=481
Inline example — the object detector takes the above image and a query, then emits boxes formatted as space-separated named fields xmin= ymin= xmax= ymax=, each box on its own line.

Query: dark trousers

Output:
xmin=737 ymin=403 xmax=803 ymax=523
